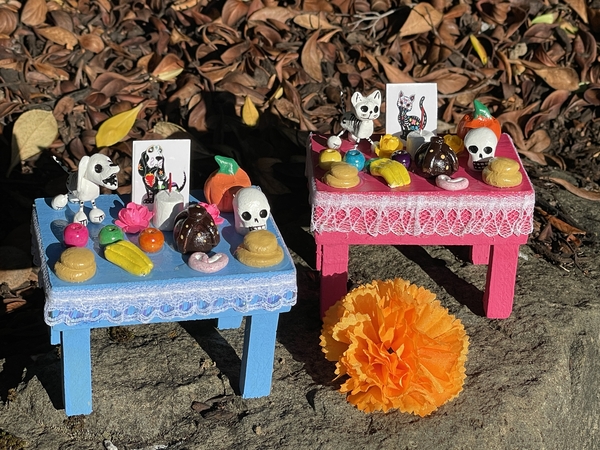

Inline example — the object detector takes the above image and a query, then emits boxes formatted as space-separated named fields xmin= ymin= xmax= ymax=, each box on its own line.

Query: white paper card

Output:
xmin=385 ymin=83 xmax=438 ymax=139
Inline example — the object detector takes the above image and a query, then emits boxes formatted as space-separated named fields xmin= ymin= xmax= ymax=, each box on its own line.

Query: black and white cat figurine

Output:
xmin=327 ymin=90 xmax=381 ymax=150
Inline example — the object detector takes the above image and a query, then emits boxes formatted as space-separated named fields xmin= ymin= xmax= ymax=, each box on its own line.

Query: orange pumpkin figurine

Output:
xmin=204 ymin=155 xmax=252 ymax=212
xmin=138 ymin=227 xmax=165 ymax=253
xmin=456 ymin=99 xmax=501 ymax=140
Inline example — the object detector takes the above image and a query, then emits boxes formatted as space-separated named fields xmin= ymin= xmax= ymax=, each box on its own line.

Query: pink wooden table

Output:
xmin=306 ymin=133 xmax=535 ymax=319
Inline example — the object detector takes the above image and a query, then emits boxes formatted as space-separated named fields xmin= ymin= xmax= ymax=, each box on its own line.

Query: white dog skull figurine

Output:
xmin=232 ymin=187 xmax=270 ymax=235
xmin=51 ymin=154 xmax=120 ymax=225
xmin=464 ymin=127 xmax=499 ymax=171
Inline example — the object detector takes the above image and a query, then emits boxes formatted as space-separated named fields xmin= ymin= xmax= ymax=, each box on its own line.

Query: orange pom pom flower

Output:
xmin=320 ymin=279 xmax=469 ymax=416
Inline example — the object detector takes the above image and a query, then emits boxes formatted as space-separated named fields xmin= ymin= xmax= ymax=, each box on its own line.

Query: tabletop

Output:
xmin=32 ymin=194 xmax=297 ymax=327
xmin=306 ymin=133 xmax=535 ymax=238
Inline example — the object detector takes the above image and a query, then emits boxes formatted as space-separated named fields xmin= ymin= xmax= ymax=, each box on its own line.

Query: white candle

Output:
xmin=153 ymin=190 xmax=184 ymax=231
xmin=406 ymin=130 xmax=435 ymax=157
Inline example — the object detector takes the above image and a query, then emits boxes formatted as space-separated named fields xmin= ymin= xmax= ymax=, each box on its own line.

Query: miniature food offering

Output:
xmin=343 ymin=149 xmax=366 ymax=171
xmin=173 ymin=203 xmax=220 ymax=254
xmin=369 ymin=158 xmax=411 ymax=187
xmin=188 ymin=252 xmax=229 ymax=273
xmin=482 ymin=157 xmax=523 ymax=188
xmin=104 ymin=240 xmax=154 ymax=276
xmin=235 ymin=229 xmax=284 ymax=267
xmin=55 ymin=247 xmax=96 ymax=282
xmin=98 ymin=224 xmax=124 ymax=245
xmin=319 ymin=148 xmax=343 ymax=170
xmin=204 ymin=155 xmax=251 ymax=213
xmin=63 ymin=222 xmax=89 ymax=247
xmin=138 ymin=227 xmax=165 ymax=253
xmin=436 ymin=174 xmax=469 ymax=191
xmin=323 ymin=161 xmax=360 ymax=189
xmin=456 ymin=99 xmax=501 ymax=140
xmin=414 ymin=136 xmax=459 ymax=178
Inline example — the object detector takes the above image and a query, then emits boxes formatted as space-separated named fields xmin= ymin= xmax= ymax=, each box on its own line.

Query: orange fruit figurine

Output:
xmin=138 ymin=227 xmax=164 ymax=253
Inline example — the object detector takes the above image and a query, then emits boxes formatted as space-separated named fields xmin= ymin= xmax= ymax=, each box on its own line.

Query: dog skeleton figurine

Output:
xmin=137 ymin=144 xmax=186 ymax=204
xmin=51 ymin=154 xmax=120 ymax=225
xmin=327 ymin=90 xmax=381 ymax=150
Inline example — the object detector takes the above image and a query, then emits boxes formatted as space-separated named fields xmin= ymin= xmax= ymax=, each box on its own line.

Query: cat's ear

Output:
xmin=351 ymin=91 xmax=365 ymax=106
xmin=410 ymin=94 xmax=415 ymax=101
xmin=368 ymin=90 xmax=381 ymax=105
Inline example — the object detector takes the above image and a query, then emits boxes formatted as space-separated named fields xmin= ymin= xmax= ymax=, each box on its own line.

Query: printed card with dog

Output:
xmin=132 ymin=139 xmax=190 ymax=209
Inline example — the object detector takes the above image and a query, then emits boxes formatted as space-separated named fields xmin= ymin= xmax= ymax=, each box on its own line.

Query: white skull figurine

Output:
xmin=465 ymin=127 xmax=498 ymax=171
xmin=233 ymin=187 xmax=270 ymax=235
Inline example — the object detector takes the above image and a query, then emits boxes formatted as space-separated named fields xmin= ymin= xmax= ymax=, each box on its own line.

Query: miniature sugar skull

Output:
xmin=51 ymin=153 xmax=120 ymax=225
xmin=464 ymin=127 xmax=498 ymax=171
xmin=233 ymin=187 xmax=270 ymax=235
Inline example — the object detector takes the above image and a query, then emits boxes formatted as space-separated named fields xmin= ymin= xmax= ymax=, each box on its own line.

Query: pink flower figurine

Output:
xmin=199 ymin=202 xmax=224 ymax=225
xmin=115 ymin=202 xmax=153 ymax=234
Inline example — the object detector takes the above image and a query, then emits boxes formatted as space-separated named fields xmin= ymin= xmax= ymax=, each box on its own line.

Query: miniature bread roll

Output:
xmin=236 ymin=229 xmax=284 ymax=267
xmin=55 ymin=247 xmax=96 ymax=282
xmin=482 ymin=157 xmax=523 ymax=188
xmin=323 ymin=161 xmax=360 ymax=189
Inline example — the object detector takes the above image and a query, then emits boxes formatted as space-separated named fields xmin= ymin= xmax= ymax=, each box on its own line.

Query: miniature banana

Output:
xmin=104 ymin=240 xmax=153 ymax=276
xmin=369 ymin=158 xmax=411 ymax=188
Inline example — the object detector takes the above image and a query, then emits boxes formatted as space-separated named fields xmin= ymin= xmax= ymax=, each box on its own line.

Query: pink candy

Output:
xmin=188 ymin=252 xmax=229 ymax=273
xmin=435 ymin=175 xmax=469 ymax=191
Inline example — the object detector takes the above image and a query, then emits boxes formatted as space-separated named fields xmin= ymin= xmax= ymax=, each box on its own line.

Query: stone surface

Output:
xmin=1 ymin=183 xmax=600 ymax=449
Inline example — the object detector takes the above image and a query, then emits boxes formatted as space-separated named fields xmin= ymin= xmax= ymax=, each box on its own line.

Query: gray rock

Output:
xmin=1 ymin=187 xmax=600 ymax=449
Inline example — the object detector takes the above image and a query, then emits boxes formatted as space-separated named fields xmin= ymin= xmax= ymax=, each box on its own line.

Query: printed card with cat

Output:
xmin=385 ymin=83 xmax=438 ymax=140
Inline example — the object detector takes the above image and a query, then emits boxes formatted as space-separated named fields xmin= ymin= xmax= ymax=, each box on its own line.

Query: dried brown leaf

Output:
xmin=524 ymin=90 xmax=570 ymax=135
xmin=417 ymin=69 xmax=469 ymax=95
xmin=301 ymin=31 xmax=323 ymax=82
xmin=583 ymin=84 xmax=600 ymax=106
xmin=79 ymin=34 xmax=105 ymax=53
xmin=36 ymin=26 xmax=78 ymax=50
xmin=542 ymin=177 xmax=600 ymax=201
xmin=563 ymin=0 xmax=588 ymax=23
xmin=221 ymin=0 xmax=249 ymax=27
xmin=248 ymin=7 xmax=297 ymax=25
xmin=536 ymin=208 xmax=586 ymax=235
xmin=152 ymin=54 xmax=184 ymax=81
xmin=532 ymin=67 xmax=580 ymax=91
xmin=21 ymin=0 xmax=48 ymax=27
xmin=376 ymin=56 xmax=414 ymax=83
xmin=399 ymin=2 xmax=443 ymax=37
xmin=293 ymin=12 xmax=339 ymax=30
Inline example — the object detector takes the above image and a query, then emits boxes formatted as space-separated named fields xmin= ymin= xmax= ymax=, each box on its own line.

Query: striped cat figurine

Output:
xmin=327 ymin=90 xmax=381 ymax=150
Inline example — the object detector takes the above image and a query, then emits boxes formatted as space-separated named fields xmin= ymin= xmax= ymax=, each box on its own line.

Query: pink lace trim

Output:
xmin=310 ymin=182 xmax=535 ymax=237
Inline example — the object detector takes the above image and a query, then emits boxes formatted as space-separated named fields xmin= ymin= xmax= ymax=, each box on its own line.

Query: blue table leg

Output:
xmin=239 ymin=312 xmax=280 ymax=398
xmin=217 ymin=316 xmax=243 ymax=329
xmin=61 ymin=328 xmax=93 ymax=416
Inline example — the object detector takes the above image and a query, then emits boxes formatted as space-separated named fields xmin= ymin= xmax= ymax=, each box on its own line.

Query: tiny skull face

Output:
xmin=233 ymin=187 xmax=270 ymax=235
xmin=465 ymin=127 xmax=498 ymax=171
xmin=87 ymin=153 xmax=120 ymax=189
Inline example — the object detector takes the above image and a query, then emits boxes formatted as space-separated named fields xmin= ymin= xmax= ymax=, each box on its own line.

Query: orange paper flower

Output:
xmin=320 ymin=279 xmax=469 ymax=416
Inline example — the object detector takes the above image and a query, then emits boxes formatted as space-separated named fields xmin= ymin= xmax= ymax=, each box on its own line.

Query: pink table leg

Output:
xmin=471 ymin=245 xmax=490 ymax=264
xmin=319 ymin=244 xmax=349 ymax=317
xmin=483 ymin=244 xmax=520 ymax=319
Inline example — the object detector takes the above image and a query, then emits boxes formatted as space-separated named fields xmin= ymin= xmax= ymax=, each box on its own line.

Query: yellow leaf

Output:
xmin=8 ymin=109 xmax=58 ymax=176
xmin=469 ymin=35 xmax=488 ymax=65
xmin=242 ymin=96 xmax=259 ymax=127
xmin=531 ymin=12 xmax=556 ymax=24
xmin=96 ymin=103 xmax=144 ymax=148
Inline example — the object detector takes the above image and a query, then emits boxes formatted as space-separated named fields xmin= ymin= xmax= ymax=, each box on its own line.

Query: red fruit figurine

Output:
xmin=63 ymin=223 xmax=89 ymax=247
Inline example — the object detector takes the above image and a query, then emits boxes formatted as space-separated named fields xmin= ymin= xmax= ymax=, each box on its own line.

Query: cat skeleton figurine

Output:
xmin=327 ymin=90 xmax=381 ymax=150
xmin=397 ymin=91 xmax=427 ymax=139
xmin=51 ymin=154 xmax=120 ymax=225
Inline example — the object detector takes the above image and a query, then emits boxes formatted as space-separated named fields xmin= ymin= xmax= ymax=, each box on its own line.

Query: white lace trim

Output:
xmin=33 ymin=207 xmax=297 ymax=327
xmin=310 ymin=184 xmax=535 ymax=237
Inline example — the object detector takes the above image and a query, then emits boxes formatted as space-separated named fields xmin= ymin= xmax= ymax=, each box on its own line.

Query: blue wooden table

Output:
xmin=32 ymin=194 xmax=297 ymax=416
